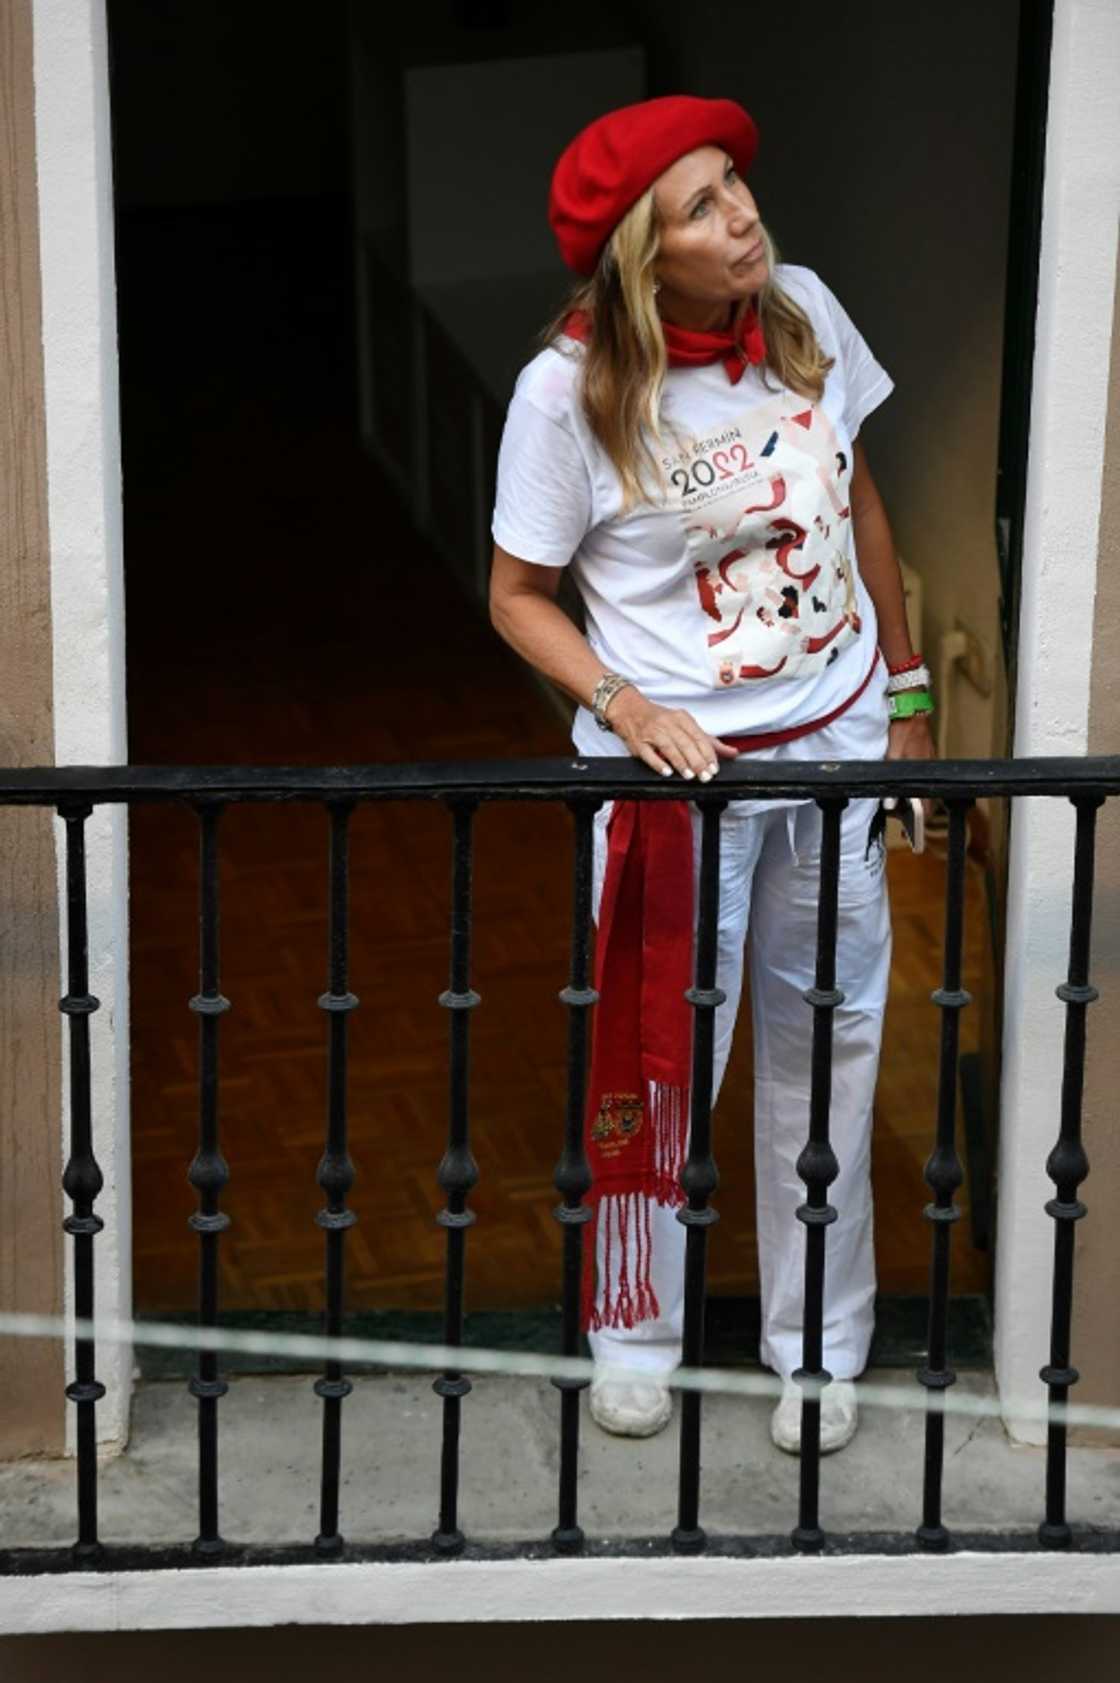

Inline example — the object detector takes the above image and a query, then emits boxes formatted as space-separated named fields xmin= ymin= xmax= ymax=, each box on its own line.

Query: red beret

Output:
xmin=548 ymin=95 xmax=760 ymax=277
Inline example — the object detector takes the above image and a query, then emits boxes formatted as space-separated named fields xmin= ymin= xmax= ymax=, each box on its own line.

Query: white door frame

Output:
xmin=33 ymin=0 xmax=131 ymax=1449
xmin=993 ymin=0 xmax=1120 ymax=1444
xmin=26 ymin=0 xmax=1120 ymax=1460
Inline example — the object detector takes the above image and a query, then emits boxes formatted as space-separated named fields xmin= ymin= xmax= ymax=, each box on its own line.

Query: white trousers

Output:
xmin=587 ymin=791 xmax=891 ymax=1382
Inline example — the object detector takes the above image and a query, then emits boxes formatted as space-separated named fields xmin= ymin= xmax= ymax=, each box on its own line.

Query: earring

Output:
xmin=653 ymin=279 xmax=661 ymax=294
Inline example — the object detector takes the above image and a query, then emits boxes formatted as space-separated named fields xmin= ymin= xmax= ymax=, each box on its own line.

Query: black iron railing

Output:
xmin=1 ymin=756 xmax=1118 ymax=1571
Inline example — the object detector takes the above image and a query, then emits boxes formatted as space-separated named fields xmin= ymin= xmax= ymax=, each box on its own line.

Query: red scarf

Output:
xmin=565 ymin=296 xmax=764 ymax=1329
xmin=562 ymin=300 xmax=767 ymax=382
xmin=581 ymin=653 xmax=882 ymax=1333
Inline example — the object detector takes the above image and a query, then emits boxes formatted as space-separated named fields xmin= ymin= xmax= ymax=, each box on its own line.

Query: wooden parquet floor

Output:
xmin=126 ymin=408 xmax=990 ymax=1314
xmin=120 ymin=205 xmax=991 ymax=1315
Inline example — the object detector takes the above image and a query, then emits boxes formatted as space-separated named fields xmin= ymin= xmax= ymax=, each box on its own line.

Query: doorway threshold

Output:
xmin=133 ymin=1294 xmax=992 ymax=1382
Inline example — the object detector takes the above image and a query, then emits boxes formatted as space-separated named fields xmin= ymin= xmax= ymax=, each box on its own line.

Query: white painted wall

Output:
xmin=32 ymin=0 xmax=131 ymax=1448
xmin=995 ymin=0 xmax=1120 ymax=1443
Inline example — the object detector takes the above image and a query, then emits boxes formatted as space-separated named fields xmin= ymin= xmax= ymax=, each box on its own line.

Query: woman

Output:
xmin=489 ymin=95 xmax=934 ymax=1454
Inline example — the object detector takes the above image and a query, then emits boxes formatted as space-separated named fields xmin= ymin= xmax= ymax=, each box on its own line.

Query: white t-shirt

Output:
xmin=491 ymin=263 xmax=895 ymax=760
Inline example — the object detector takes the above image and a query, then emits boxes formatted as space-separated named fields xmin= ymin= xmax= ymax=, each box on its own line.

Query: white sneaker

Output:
xmin=770 ymin=1377 xmax=858 ymax=1455
xmin=589 ymin=1374 xmax=673 ymax=1438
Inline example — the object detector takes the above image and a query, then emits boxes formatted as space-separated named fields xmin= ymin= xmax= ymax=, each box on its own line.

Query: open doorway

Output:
xmin=109 ymin=2 xmax=1026 ymax=1354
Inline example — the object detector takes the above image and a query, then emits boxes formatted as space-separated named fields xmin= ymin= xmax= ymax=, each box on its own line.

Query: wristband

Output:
xmin=888 ymin=688 xmax=934 ymax=721
xmin=592 ymin=672 xmax=635 ymax=730
xmin=886 ymin=664 xmax=932 ymax=695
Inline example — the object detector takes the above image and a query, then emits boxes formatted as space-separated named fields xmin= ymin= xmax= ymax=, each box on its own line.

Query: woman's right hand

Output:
xmin=604 ymin=688 xmax=741 ymax=783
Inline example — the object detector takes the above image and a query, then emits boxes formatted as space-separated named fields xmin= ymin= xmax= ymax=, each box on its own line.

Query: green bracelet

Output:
xmin=888 ymin=688 xmax=934 ymax=721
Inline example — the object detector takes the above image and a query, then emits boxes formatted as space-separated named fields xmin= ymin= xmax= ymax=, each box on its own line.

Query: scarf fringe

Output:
xmin=649 ymin=1078 xmax=687 ymax=1205
xmin=582 ymin=1078 xmax=690 ymax=1333
xmin=587 ymin=1192 xmax=657 ymax=1331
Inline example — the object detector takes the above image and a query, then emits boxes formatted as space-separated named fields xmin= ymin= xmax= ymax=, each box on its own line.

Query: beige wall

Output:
xmin=1073 ymin=228 xmax=1120 ymax=1434
xmin=0 ymin=0 xmax=65 ymax=1456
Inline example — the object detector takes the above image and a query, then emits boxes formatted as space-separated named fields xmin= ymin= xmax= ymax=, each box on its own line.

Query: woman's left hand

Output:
xmin=886 ymin=714 xmax=936 ymax=818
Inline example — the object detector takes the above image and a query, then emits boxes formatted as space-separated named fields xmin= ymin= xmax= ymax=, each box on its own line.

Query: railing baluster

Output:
xmin=550 ymin=797 xmax=599 ymax=1553
xmin=314 ymin=799 xmax=360 ymax=1555
xmin=917 ymin=799 xmax=971 ymax=1551
xmin=1039 ymin=793 xmax=1103 ymax=1548
xmin=791 ymin=796 xmax=846 ymax=1554
xmin=672 ymin=796 xmax=727 ymax=1556
xmin=59 ymin=800 xmax=105 ymax=1562
xmin=432 ymin=797 xmax=481 ymax=1555
xmin=187 ymin=799 xmax=231 ymax=1557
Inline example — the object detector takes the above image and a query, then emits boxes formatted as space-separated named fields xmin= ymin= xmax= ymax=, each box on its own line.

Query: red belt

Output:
xmin=719 ymin=647 xmax=882 ymax=753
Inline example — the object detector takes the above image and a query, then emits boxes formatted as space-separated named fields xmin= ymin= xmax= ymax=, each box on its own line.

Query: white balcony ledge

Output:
xmin=2 ymin=1366 xmax=1120 ymax=1632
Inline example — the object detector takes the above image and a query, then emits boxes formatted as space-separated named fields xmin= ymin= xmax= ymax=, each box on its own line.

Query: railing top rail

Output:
xmin=1 ymin=757 xmax=1119 ymax=806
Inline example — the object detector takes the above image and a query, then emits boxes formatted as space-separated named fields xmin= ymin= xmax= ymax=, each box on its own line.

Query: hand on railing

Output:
xmin=603 ymin=688 xmax=739 ymax=784
xmin=886 ymin=711 xmax=936 ymax=820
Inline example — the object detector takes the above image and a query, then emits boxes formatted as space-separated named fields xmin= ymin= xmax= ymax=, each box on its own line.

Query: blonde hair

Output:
xmin=535 ymin=187 xmax=835 ymax=513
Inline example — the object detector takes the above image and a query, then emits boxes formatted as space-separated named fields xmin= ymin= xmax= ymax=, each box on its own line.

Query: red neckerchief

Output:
xmin=561 ymin=301 xmax=767 ymax=382
xmin=581 ymin=652 xmax=882 ymax=1333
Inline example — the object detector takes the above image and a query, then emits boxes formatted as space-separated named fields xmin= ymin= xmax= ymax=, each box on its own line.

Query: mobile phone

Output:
xmin=882 ymin=796 xmax=925 ymax=854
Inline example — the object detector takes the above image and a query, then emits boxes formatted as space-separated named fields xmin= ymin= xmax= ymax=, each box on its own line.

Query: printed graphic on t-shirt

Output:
xmin=667 ymin=392 xmax=861 ymax=688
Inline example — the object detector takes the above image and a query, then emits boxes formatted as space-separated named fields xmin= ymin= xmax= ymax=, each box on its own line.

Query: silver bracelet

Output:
xmin=885 ymin=663 xmax=932 ymax=695
xmin=591 ymin=672 xmax=634 ymax=731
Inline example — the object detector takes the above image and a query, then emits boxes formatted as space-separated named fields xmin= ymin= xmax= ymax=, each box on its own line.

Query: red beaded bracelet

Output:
xmin=886 ymin=653 xmax=924 ymax=676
